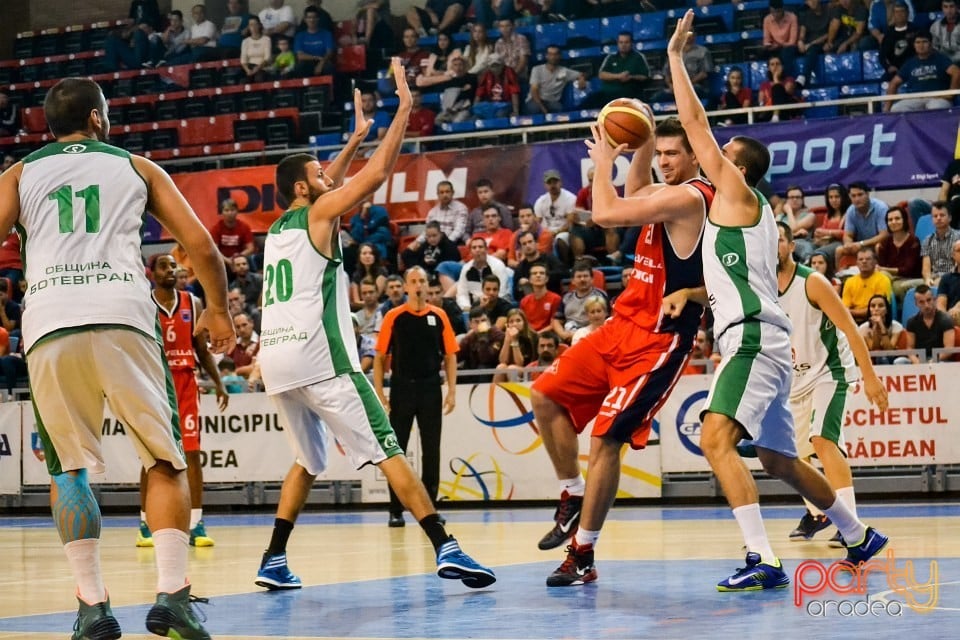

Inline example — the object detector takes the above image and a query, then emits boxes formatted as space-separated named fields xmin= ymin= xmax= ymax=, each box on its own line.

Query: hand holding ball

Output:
xmin=597 ymin=98 xmax=655 ymax=152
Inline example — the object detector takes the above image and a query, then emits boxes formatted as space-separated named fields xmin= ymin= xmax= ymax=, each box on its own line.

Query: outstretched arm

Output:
xmin=324 ymin=89 xmax=373 ymax=187
xmin=667 ymin=10 xmax=757 ymax=225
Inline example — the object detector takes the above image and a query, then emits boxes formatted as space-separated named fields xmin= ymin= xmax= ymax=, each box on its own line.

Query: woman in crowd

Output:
xmin=425 ymin=32 xmax=460 ymax=76
xmin=494 ymin=308 xmax=538 ymax=382
xmin=876 ymin=205 xmax=923 ymax=301
xmin=812 ymin=183 xmax=850 ymax=260
xmin=571 ymin=295 xmax=608 ymax=345
xmin=350 ymin=243 xmax=388 ymax=309
xmin=463 ymin=23 xmax=495 ymax=74
xmin=757 ymin=55 xmax=801 ymax=122
xmin=717 ymin=66 xmax=752 ymax=125
xmin=858 ymin=294 xmax=908 ymax=364
xmin=810 ymin=249 xmax=842 ymax=295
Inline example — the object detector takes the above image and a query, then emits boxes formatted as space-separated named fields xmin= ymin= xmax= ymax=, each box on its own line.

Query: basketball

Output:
xmin=597 ymin=98 xmax=655 ymax=152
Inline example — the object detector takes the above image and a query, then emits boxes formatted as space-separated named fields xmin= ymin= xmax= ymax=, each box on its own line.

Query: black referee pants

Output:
xmin=388 ymin=380 xmax=443 ymax=516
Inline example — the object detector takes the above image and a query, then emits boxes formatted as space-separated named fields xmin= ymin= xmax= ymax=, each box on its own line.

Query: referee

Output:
xmin=374 ymin=266 xmax=459 ymax=528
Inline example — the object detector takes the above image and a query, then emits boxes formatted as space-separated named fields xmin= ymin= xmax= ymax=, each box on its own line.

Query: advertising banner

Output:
xmin=0 ymin=403 xmax=21 ymax=495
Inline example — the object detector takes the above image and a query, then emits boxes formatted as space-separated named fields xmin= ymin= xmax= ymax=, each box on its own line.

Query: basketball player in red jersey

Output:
xmin=137 ymin=254 xmax=229 ymax=548
xmin=533 ymin=117 xmax=715 ymax=586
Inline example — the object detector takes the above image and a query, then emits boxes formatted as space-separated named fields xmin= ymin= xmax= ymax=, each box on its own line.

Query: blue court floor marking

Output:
xmin=2 ymin=500 xmax=960 ymax=529
xmin=1 ymin=559 xmax=956 ymax=638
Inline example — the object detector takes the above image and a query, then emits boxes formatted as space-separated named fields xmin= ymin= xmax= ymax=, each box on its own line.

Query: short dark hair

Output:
xmin=171 ymin=9 xmax=184 ymax=19
xmin=572 ymin=259 xmax=593 ymax=275
xmin=777 ymin=220 xmax=793 ymax=242
xmin=785 ymin=185 xmax=804 ymax=197
xmin=617 ymin=30 xmax=633 ymax=40
xmin=437 ymin=180 xmax=453 ymax=191
xmin=730 ymin=136 xmax=770 ymax=187
xmin=44 ymin=78 xmax=105 ymax=138
xmin=538 ymin=330 xmax=560 ymax=346
xmin=469 ymin=307 xmax=489 ymax=321
xmin=517 ymin=230 xmax=536 ymax=244
xmin=425 ymin=220 xmax=442 ymax=232
xmin=848 ymin=181 xmax=870 ymax=193
xmin=915 ymin=283 xmax=933 ymax=296
xmin=655 ymin=118 xmax=692 ymax=154
xmin=482 ymin=274 xmax=501 ymax=288
xmin=386 ymin=274 xmax=404 ymax=285
xmin=276 ymin=153 xmax=316 ymax=204
xmin=359 ymin=277 xmax=377 ymax=289
xmin=475 ymin=178 xmax=493 ymax=189
xmin=304 ymin=6 xmax=320 ymax=17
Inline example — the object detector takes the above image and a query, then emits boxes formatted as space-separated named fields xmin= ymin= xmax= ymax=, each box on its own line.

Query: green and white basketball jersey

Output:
xmin=703 ymin=188 xmax=791 ymax=338
xmin=17 ymin=141 xmax=155 ymax=352
xmin=258 ymin=206 xmax=360 ymax=394
xmin=779 ymin=264 xmax=858 ymax=397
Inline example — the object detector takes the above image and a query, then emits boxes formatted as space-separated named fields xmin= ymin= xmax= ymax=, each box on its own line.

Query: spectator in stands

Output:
xmin=402 ymin=221 xmax=460 ymax=274
xmin=837 ymin=181 xmax=889 ymax=272
xmin=218 ymin=0 xmax=251 ymax=58
xmin=495 ymin=308 xmax=539 ymax=381
xmin=412 ymin=181 xmax=468 ymax=247
xmin=810 ymin=249 xmax=843 ymax=294
xmin=659 ymin=25 xmax=714 ymax=103
xmin=937 ymin=154 xmax=960 ymax=227
xmin=570 ymin=166 xmax=614 ymax=262
xmin=459 ymin=308 xmax=505 ymax=373
xmin=307 ymin=1 xmax=335 ymax=35
xmin=227 ymin=285 xmax=261 ymax=330
xmin=354 ymin=278 xmax=385 ymax=336
xmin=757 ymin=55 xmax=802 ymax=122
xmin=780 ymin=185 xmax=816 ymax=262
xmin=813 ymin=183 xmax=851 ymax=258
xmin=293 ymin=6 xmax=334 ymax=76
xmin=472 ymin=275 xmax=513 ymax=329
xmin=0 ymin=153 xmax=14 ymax=172
xmin=176 ymin=4 xmax=219 ymax=64
xmin=826 ymin=0 xmax=869 ymax=53
xmin=260 ymin=0 xmax=297 ymax=41
xmin=717 ymin=67 xmax=753 ymax=125
xmin=936 ymin=239 xmax=960 ymax=323
xmin=529 ymin=330 xmax=561 ymax=376
xmin=473 ymin=54 xmax=521 ymax=118
xmin=348 ymin=90 xmax=391 ymax=143
xmin=879 ymin=2 xmax=918 ymax=80
xmin=210 ymin=198 xmax=255 ymax=272
xmin=103 ymin=0 xmax=162 ymax=71
xmin=0 ymin=94 xmax=18 ymax=137
xmin=466 ymin=177 xmax=515 ymax=235
xmin=886 ymin=30 xmax=960 ymax=111
xmin=932 ymin=0 xmax=960 ymax=63
xmin=520 ymin=263 xmax=564 ymax=331
xmin=0 ymin=280 xmax=21 ymax=335
xmin=406 ymin=88 xmax=437 ymax=140
xmin=145 ymin=9 xmax=189 ymax=68
xmin=379 ymin=274 xmax=408 ymax=315
xmin=0 ymin=327 xmax=26 ymax=402
xmin=419 ymin=54 xmax=477 ymax=124
xmin=921 ymin=201 xmax=960 ymax=285
xmin=797 ymin=0 xmax=833 ymax=86
xmin=456 ymin=236 xmax=510 ymax=311
xmin=229 ymin=312 xmax=259 ymax=377
xmin=508 ymin=204 xmax=553 ymax=268
xmin=407 ymin=0 xmax=469 ymax=37
xmin=348 ymin=200 xmax=394 ymax=271
xmin=424 ymin=32 xmax=460 ymax=76
xmin=764 ymin=0 xmax=800 ymax=76
xmin=552 ymin=260 xmax=607 ymax=343
xmin=842 ymin=246 xmax=894 ymax=322
xmin=270 ymin=36 xmax=296 ymax=76
xmin=534 ymin=170 xmax=577 ymax=265
xmin=353 ymin=0 xmax=394 ymax=68
xmin=229 ymin=255 xmax=263 ymax=308
xmin=589 ymin=32 xmax=650 ymax=108
xmin=570 ymin=295 xmax=608 ymax=346
xmin=351 ymin=316 xmax=376 ymax=373
xmin=0 ymin=231 xmax=23 ymax=302
xmin=476 ymin=205 xmax=515 ymax=261
xmin=859 ymin=294 xmax=908 ymax=363
xmin=876 ymin=205 xmax=924 ymax=299
xmin=512 ymin=227 xmax=566 ymax=299
xmin=495 ymin=17 xmax=531 ymax=80
xmin=397 ymin=28 xmax=432 ymax=85
xmin=426 ymin=277 xmax=467 ymax=336
xmin=464 ymin=23 xmax=497 ymax=75
xmin=240 ymin=16 xmax=272 ymax=81
xmin=524 ymin=45 xmax=578 ymax=115
xmin=905 ymin=283 xmax=956 ymax=361
xmin=866 ymin=0 xmax=916 ymax=49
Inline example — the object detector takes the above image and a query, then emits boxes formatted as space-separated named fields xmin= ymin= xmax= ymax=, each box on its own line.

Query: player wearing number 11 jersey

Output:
xmin=253 ymin=60 xmax=494 ymax=593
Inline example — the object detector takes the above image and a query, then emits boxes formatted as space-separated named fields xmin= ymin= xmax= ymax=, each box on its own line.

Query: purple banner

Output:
xmin=718 ymin=109 xmax=959 ymax=194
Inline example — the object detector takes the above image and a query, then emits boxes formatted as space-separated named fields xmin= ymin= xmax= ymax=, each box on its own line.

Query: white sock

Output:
xmin=823 ymin=497 xmax=866 ymax=544
xmin=559 ymin=476 xmax=585 ymax=497
xmin=732 ymin=504 xmax=776 ymax=562
xmin=189 ymin=508 xmax=202 ymax=530
xmin=802 ymin=498 xmax=823 ymax=517
xmin=836 ymin=486 xmax=857 ymax=519
xmin=140 ymin=510 xmax=148 ymax=524
xmin=574 ymin=528 xmax=600 ymax=549
xmin=64 ymin=539 xmax=106 ymax=604
xmin=153 ymin=528 xmax=189 ymax=594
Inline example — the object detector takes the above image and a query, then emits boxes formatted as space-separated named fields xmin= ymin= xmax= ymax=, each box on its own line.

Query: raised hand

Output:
xmin=391 ymin=57 xmax=412 ymax=109
xmin=585 ymin=123 xmax=626 ymax=166
xmin=351 ymin=88 xmax=373 ymax=140
xmin=667 ymin=10 xmax=695 ymax=58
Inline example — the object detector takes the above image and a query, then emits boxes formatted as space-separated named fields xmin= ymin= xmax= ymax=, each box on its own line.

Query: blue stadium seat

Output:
xmin=749 ymin=60 xmax=769 ymax=91
xmin=474 ymin=117 xmax=512 ymax=130
xmin=862 ymin=50 xmax=884 ymax=81
xmin=600 ymin=14 xmax=635 ymax=44
xmin=510 ymin=114 xmax=546 ymax=127
xmin=802 ymin=86 xmax=840 ymax=118
xmin=900 ymin=286 xmax=935 ymax=323
xmin=534 ymin=23 xmax=568 ymax=51
xmin=310 ymin=132 xmax=342 ymax=147
xmin=821 ymin=52 xmax=863 ymax=85
xmin=695 ymin=3 xmax=736 ymax=31
xmin=634 ymin=12 xmax=666 ymax=41
xmin=840 ymin=83 xmax=881 ymax=97
xmin=701 ymin=32 xmax=742 ymax=45
xmin=567 ymin=19 xmax=601 ymax=46
xmin=915 ymin=214 xmax=935 ymax=243
xmin=565 ymin=46 xmax=603 ymax=59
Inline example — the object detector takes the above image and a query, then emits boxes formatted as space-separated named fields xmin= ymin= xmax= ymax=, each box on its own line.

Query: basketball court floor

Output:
xmin=1 ymin=502 xmax=957 ymax=639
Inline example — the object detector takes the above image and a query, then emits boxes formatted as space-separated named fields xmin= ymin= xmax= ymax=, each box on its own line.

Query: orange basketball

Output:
xmin=597 ymin=98 xmax=655 ymax=152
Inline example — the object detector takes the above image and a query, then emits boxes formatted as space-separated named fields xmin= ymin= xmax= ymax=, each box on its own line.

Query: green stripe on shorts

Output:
xmin=348 ymin=371 xmax=403 ymax=458
xmin=707 ymin=322 xmax=762 ymax=419
xmin=820 ymin=381 xmax=849 ymax=447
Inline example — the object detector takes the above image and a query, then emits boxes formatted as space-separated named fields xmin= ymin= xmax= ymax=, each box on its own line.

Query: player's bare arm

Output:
xmin=805 ymin=271 xmax=889 ymax=411
xmin=324 ymin=89 xmax=374 ymax=187
xmin=667 ymin=10 xmax=757 ymax=226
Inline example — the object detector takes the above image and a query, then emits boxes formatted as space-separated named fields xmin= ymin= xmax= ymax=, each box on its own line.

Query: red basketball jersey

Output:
xmin=612 ymin=178 xmax=715 ymax=335
xmin=155 ymin=290 xmax=197 ymax=371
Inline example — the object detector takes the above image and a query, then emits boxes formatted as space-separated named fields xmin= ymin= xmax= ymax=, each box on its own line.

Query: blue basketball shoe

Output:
xmin=717 ymin=552 xmax=790 ymax=591
xmin=844 ymin=527 xmax=889 ymax=565
xmin=436 ymin=537 xmax=496 ymax=588
xmin=255 ymin=552 xmax=302 ymax=590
